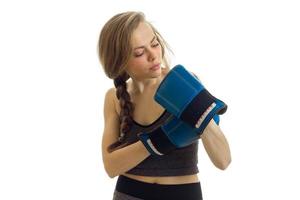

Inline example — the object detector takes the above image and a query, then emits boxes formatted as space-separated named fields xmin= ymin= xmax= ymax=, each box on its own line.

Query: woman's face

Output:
xmin=126 ymin=22 xmax=163 ymax=81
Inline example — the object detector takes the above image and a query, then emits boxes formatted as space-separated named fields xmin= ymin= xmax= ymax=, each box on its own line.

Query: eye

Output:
xmin=152 ymin=43 xmax=160 ymax=47
xmin=134 ymin=52 xmax=144 ymax=57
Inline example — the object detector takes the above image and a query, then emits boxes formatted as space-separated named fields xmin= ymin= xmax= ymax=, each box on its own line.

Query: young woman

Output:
xmin=98 ymin=11 xmax=231 ymax=200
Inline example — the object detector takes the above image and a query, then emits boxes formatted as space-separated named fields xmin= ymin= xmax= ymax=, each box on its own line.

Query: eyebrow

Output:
xmin=133 ymin=36 xmax=156 ymax=50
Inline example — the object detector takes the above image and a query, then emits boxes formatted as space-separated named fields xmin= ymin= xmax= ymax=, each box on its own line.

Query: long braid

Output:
xmin=107 ymin=73 xmax=135 ymax=152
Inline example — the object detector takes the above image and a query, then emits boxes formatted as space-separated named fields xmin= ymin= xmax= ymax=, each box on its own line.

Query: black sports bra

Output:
xmin=124 ymin=110 xmax=199 ymax=177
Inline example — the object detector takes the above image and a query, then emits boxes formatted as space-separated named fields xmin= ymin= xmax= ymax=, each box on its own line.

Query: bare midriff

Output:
xmin=122 ymin=173 xmax=199 ymax=185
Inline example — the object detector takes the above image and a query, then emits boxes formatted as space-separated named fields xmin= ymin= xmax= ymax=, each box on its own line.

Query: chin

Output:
xmin=151 ymin=70 xmax=162 ymax=77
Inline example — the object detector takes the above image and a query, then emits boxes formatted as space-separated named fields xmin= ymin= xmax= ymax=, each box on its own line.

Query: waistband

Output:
xmin=115 ymin=175 xmax=202 ymax=200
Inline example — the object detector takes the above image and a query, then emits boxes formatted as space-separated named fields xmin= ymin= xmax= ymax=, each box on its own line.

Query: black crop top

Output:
xmin=124 ymin=110 xmax=199 ymax=177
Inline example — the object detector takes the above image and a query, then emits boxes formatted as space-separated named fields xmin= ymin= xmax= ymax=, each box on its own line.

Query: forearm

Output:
xmin=103 ymin=141 xmax=150 ymax=178
xmin=201 ymin=119 xmax=231 ymax=170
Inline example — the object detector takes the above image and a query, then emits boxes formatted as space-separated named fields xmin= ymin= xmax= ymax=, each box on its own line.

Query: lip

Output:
xmin=150 ymin=63 xmax=161 ymax=70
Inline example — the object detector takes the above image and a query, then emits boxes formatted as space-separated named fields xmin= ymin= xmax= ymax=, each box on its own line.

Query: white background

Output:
xmin=1 ymin=0 xmax=300 ymax=199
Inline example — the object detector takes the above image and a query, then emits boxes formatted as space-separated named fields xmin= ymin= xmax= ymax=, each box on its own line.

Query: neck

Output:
xmin=130 ymin=75 xmax=163 ymax=95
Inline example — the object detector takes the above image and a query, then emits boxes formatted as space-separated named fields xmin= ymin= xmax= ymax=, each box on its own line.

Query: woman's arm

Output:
xmin=201 ymin=119 xmax=231 ymax=170
xmin=101 ymin=88 xmax=150 ymax=178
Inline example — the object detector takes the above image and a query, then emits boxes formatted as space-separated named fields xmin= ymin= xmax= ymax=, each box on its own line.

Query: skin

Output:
xmin=101 ymin=22 xmax=232 ymax=184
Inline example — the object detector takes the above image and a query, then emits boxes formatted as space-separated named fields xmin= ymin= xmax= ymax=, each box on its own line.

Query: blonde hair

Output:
xmin=97 ymin=11 xmax=172 ymax=152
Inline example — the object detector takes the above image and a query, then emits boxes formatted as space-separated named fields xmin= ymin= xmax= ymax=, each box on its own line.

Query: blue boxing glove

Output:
xmin=213 ymin=114 xmax=220 ymax=125
xmin=191 ymin=71 xmax=221 ymax=125
xmin=138 ymin=114 xmax=200 ymax=156
xmin=154 ymin=64 xmax=227 ymax=135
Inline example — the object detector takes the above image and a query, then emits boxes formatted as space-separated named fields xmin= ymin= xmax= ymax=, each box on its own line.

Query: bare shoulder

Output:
xmin=105 ymin=87 xmax=116 ymax=98
xmin=104 ymin=87 xmax=117 ymax=102
xmin=104 ymin=87 xmax=118 ymax=115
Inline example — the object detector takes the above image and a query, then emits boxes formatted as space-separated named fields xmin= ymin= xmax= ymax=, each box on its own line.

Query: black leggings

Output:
xmin=113 ymin=175 xmax=203 ymax=200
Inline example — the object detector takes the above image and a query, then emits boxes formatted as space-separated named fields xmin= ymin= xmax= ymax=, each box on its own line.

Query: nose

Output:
xmin=147 ymin=48 xmax=157 ymax=62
